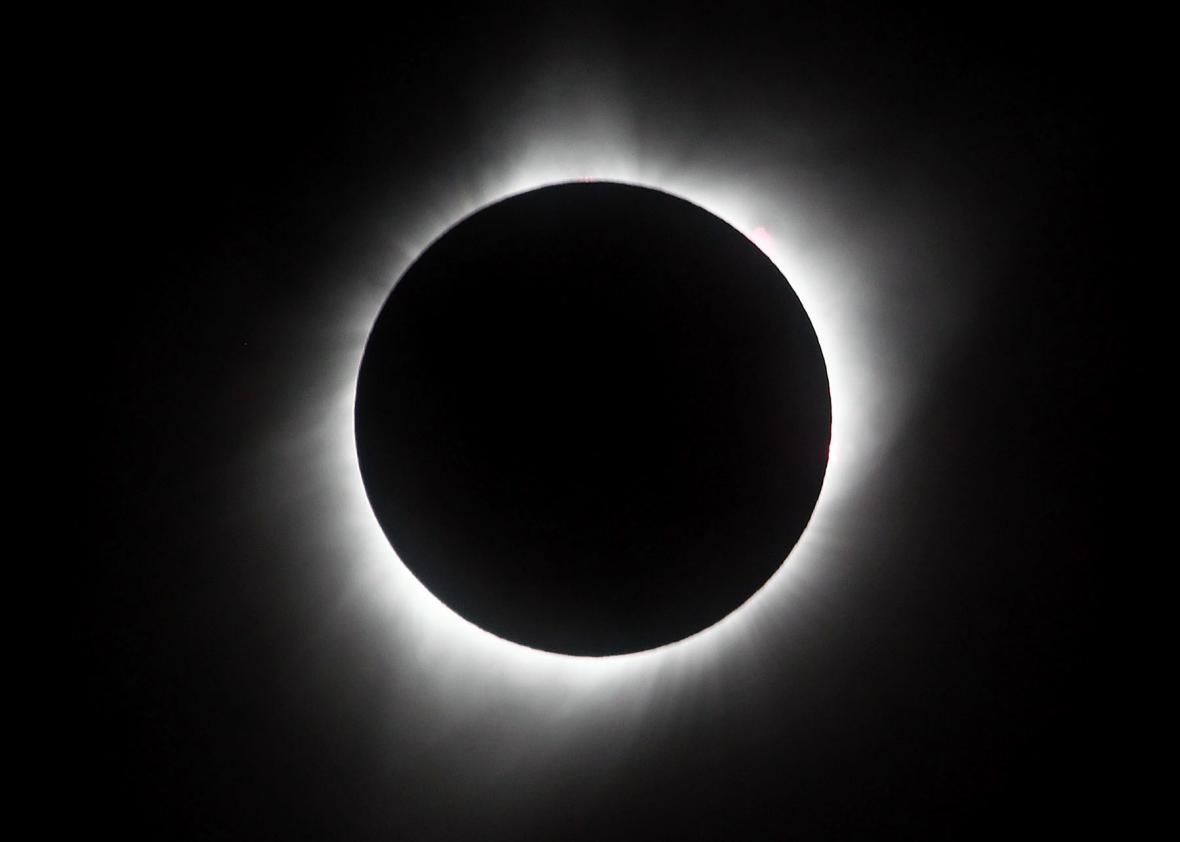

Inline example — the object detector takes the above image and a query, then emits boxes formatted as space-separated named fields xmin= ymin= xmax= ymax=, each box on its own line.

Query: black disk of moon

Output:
xmin=355 ymin=182 xmax=830 ymax=656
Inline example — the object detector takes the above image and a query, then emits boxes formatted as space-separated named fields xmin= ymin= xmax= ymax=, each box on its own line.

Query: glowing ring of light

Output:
xmin=286 ymin=130 xmax=908 ymax=708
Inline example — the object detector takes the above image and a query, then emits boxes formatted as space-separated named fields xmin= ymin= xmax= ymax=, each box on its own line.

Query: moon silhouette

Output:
xmin=355 ymin=182 xmax=831 ymax=655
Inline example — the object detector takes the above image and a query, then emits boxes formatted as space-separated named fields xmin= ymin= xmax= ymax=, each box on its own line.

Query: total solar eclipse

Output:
xmin=355 ymin=182 xmax=831 ymax=656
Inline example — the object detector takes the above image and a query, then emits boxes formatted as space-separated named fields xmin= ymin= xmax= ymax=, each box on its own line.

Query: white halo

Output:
xmin=261 ymin=102 xmax=952 ymax=727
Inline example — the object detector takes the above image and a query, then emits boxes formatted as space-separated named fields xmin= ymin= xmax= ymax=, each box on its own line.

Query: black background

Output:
xmin=82 ymin=8 xmax=1121 ymax=839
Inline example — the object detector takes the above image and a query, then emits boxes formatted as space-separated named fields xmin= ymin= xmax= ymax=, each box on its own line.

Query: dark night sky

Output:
xmin=81 ymin=9 xmax=1121 ymax=839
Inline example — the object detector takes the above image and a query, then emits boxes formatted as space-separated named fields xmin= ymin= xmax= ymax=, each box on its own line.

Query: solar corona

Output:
xmin=290 ymin=113 xmax=911 ymax=703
